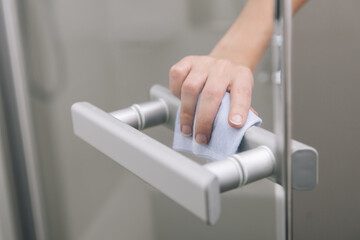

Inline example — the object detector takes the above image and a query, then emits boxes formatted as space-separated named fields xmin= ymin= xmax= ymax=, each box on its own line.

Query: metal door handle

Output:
xmin=71 ymin=85 xmax=318 ymax=225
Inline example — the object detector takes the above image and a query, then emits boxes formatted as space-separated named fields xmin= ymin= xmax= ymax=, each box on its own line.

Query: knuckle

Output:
xmin=238 ymin=65 xmax=252 ymax=75
xmin=201 ymin=55 xmax=215 ymax=64
xmin=235 ymin=65 xmax=253 ymax=79
xmin=169 ymin=64 xmax=187 ymax=80
xmin=180 ymin=104 xmax=196 ymax=122
xmin=180 ymin=111 xmax=194 ymax=123
xmin=182 ymin=79 xmax=202 ymax=95
xmin=216 ymin=59 xmax=232 ymax=70
xmin=203 ymin=87 xmax=223 ymax=100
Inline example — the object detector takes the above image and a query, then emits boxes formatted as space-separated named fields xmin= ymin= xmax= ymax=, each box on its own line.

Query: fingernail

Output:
xmin=230 ymin=114 xmax=242 ymax=125
xmin=181 ymin=125 xmax=192 ymax=136
xmin=195 ymin=134 xmax=207 ymax=144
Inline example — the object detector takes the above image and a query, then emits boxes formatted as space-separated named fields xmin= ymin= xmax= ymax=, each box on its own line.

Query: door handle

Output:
xmin=71 ymin=85 xmax=318 ymax=225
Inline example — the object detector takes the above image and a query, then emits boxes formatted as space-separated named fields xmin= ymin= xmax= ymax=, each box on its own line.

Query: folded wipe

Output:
xmin=173 ymin=92 xmax=262 ymax=162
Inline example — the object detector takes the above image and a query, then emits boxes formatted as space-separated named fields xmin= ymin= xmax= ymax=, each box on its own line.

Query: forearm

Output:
xmin=210 ymin=0 xmax=308 ymax=71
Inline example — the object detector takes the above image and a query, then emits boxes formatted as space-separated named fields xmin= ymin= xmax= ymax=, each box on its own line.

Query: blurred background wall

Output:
xmin=292 ymin=1 xmax=360 ymax=239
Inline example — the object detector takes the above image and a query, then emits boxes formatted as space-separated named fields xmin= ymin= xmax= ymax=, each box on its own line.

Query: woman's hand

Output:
xmin=168 ymin=0 xmax=307 ymax=145
xmin=169 ymin=55 xmax=254 ymax=144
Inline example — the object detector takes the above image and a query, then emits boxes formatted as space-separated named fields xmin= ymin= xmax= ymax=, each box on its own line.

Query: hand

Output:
xmin=169 ymin=55 xmax=254 ymax=144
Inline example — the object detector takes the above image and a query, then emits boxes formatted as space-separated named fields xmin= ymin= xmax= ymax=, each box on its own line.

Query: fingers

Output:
xmin=169 ymin=56 xmax=193 ymax=98
xmin=194 ymin=61 xmax=230 ymax=144
xmin=169 ymin=56 xmax=255 ymax=145
xmin=228 ymin=67 xmax=254 ymax=128
xmin=179 ymin=68 xmax=208 ymax=136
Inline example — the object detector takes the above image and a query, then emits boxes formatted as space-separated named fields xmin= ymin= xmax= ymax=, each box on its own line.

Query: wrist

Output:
xmin=209 ymin=44 xmax=257 ymax=72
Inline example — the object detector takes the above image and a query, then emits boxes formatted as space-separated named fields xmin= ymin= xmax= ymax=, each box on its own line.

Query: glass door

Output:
xmin=0 ymin=0 xmax=317 ymax=240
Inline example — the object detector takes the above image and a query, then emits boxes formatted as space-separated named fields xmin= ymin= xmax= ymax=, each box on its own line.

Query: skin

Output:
xmin=169 ymin=0 xmax=308 ymax=144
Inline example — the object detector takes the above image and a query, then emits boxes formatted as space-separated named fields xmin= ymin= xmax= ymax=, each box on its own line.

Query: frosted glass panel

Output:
xmin=15 ymin=0 xmax=285 ymax=239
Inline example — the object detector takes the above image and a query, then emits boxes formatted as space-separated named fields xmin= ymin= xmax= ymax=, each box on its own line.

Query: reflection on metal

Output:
xmin=149 ymin=85 xmax=318 ymax=191
xmin=72 ymin=101 xmax=277 ymax=225
xmin=72 ymin=101 xmax=221 ymax=225
xmin=71 ymin=85 xmax=318 ymax=226
xmin=273 ymin=0 xmax=293 ymax=239
xmin=111 ymin=99 xmax=169 ymax=130
xmin=205 ymin=146 xmax=275 ymax=192
xmin=0 ymin=0 xmax=48 ymax=239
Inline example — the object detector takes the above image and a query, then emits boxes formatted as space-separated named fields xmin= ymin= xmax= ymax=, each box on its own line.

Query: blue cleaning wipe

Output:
xmin=173 ymin=92 xmax=262 ymax=162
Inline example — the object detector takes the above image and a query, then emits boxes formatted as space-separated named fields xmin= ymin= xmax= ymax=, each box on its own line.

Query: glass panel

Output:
xmin=9 ymin=0 xmax=291 ymax=239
